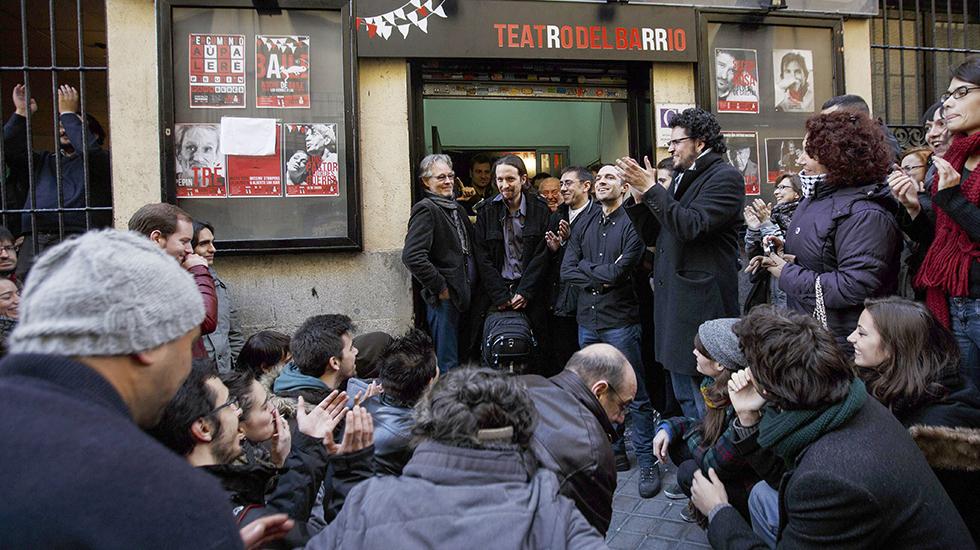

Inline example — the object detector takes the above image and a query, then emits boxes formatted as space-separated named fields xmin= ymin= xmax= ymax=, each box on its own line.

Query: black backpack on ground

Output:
xmin=481 ymin=311 xmax=537 ymax=373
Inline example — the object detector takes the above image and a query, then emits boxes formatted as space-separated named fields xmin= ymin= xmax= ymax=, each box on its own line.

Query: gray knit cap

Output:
xmin=9 ymin=229 xmax=205 ymax=355
xmin=697 ymin=318 xmax=746 ymax=371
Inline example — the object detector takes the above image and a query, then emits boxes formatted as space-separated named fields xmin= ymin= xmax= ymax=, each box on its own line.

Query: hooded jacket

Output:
xmin=303 ymin=440 xmax=607 ymax=550
xmin=272 ymin=362 xmax=335 ymax=417
xmin=779 ymin=182 xmax=902 ymax=350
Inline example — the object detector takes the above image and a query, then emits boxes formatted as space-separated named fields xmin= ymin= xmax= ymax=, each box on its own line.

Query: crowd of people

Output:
xmin=0 ymin=56 xmax=979 ymax=549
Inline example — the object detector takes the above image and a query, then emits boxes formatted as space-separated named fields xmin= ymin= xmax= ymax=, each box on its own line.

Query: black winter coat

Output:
xmin=625 ymin=152 xmax=743 ymax=375
xmin=544 ymin=201 xmax=602 ymax=317
xmin=473 ymin=192 xmax=552 ymax=307
xmin=523 ymin=370 xmax=618 ymax=535
xmin=708 ymin=398 xmax=973 ymax=549
xmin=402 ymin=192 xmax=475 ymax=311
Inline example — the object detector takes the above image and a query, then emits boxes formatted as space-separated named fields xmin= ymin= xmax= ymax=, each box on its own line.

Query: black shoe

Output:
xmin=614 ymin=451 xmax=631 ymax=472
xmin=638 ymin=466 xmax=661 ymax=498
xmin=664 ymin=483 xmax=686 ymax=500
xmin=681 ymin=501 xmax=709 ymax=529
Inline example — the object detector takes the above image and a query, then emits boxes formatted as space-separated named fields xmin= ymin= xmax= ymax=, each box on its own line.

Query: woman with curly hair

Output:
xmin=847 ymin=296 xmax=980 ymax=543
xmin=749 ymin=110 xmax=902 ymax=351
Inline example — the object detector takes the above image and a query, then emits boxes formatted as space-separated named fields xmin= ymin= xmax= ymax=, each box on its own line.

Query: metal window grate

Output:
xmin=0 ymin=0 xmax=111 ymax=268
xmin=871 ymin=0 xmax=980 ymax=150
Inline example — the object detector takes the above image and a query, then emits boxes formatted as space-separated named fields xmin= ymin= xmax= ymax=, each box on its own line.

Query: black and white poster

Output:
xmin=773 ymin=49 xmax=814 ymax=112
xmin=723 ymin=131 xmax=760 ymax=195
xmin=282 ymin=123 xmax=339 ymax=197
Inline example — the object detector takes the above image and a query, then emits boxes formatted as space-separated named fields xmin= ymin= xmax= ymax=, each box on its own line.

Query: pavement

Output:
xmin=606 ymin=463 xmax=711 ymax=549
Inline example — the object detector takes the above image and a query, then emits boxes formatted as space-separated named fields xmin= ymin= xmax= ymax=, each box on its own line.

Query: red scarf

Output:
xmin=914 ymin=132 xmax=980 ymax=327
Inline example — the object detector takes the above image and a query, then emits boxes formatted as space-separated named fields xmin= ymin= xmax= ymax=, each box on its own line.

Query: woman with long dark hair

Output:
xmin=847 ymin=296 xmax=980 ymax=543
xmin=749 ymin=111 xmax=902 ymax=352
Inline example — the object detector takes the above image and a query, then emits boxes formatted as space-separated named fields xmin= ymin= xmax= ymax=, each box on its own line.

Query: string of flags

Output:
xmin=356 ymin=0 xmax=448 ymax=40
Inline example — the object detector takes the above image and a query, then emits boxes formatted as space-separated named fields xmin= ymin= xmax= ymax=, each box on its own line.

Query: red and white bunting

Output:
xmin=357 ymin=0 xmax=447 ymax=40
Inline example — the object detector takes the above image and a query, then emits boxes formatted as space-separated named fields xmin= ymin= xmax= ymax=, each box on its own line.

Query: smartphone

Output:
xmin=762 ymin=239 xmax=774 ymax=256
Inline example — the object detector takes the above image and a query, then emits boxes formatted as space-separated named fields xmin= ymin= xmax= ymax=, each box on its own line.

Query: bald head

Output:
xmin=566 ymin=344 xmax=636 ymax=423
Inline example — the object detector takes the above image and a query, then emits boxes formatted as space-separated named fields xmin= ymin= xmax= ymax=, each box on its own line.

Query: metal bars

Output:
xmin=871 ymin=0 xmax=979 ymax=150
xmin=0 ymin=0 xmax=111 ymax=262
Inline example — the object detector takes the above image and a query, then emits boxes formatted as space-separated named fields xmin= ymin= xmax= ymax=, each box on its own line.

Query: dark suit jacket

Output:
xmin=625 ymin=152 xmax=743 ymax=375
xmin=473 ymin=192 xmax=551 ymax=307
xmin=708 ymin=398 xmax=974 ymax=549
xmin=545 ymin=201 xmax=602 ymax=316
xmin=402 ymin=193 xmax=475 ymax=311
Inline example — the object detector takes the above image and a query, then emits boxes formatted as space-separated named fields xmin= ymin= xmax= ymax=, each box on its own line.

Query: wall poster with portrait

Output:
xmin=702 ymin=16 xmax=841 ymax=206
xmin=160 ymin=1 xmax=359 ymax=252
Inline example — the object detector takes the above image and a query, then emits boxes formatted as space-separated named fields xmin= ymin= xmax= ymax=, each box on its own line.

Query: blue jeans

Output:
xmin=949 ymin=297 xmax=980 ymax=390
xmin=670 ymin=371 xmax=707 ymax=420
xmin=579 ymin=324 xmax=657 ymax=469
xmin=426 ymin=299 xmax=460 ymax=373
xmin=749 ymin=481 xmax=779 ymax=549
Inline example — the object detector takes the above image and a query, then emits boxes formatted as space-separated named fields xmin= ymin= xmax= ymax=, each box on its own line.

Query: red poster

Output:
xmin=255 ymin=35 xmax=311 ymax=109
xmin=175 ymin=123 xmax=226 ymax=198
xmin=227 ymin=125 xmax=283 ymax=197
xmin=722 ymin=131 xmax=760 ymax=196
xmin=282 ymin=123 xmax=340 ymax=197
xmin=715 ymin=48 xmax=759 ymax=114
xmin=188 ymin=34 xmax=246 ymax=109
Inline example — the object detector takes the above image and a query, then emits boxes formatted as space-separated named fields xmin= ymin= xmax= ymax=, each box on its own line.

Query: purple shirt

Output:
xmin=498 ymin=193 xmax=526 ymax=281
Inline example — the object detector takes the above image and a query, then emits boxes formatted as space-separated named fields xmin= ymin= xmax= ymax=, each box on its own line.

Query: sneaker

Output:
xmin=638 ymin=466 xmax=661 ymax=498
xmin=664 ymin=483 xmax=687 ymax=500
xmin=680 ymin=501 xmax=708 ymax=529
xmin=614 ymin=451 xmax=631 ymax=472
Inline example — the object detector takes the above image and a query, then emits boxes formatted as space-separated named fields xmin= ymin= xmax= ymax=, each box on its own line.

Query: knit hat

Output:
xmin=697 ymin=318 xmax=746 ymax=371
xmin=8 ymin=229 xmax=205 ymax=355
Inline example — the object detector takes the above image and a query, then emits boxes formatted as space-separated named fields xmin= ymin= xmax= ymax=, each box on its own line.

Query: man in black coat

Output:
xmin=541 ymin=165 xmax=600 ymax=375
xmin=403 ymin=154 xmax=475 ymax=373
xmin=618 ymin=108 xmax=744 ymax=420
xmin=522 ymin=343 xmax=636 ymax=535
xmin=690 ymin=306 xmax=973 ymax=549
xmin=472 ymin=155 xmax=551 ymax=369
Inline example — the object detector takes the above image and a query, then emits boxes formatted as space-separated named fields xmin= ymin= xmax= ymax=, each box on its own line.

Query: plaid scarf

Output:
xmin=914 ymin=131 xmax=980 ymax=327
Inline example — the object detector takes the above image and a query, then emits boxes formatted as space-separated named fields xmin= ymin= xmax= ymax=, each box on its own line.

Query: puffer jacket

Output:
xmin=303 ymin=441 xmax=607 ymax=550
xmin=779 ymin=182 xmax=902 ymax=349
xmin=899 ymin=379 xmax=980 ymax=546
xmin=347 ymin=377 xmax=415 ymax=476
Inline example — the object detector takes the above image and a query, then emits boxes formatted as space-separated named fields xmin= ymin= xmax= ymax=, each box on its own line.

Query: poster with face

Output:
xmin=765 ymin=138 xmax=805 ymax=183
xmin=723 ymin=131 xmax=760 ymax=195
xmin=188 ymin=34 xmax=246 ymax=108
xmin=256 ymin=35 xmax=311 ymax=108
xmin=226 ymin=125 xmax=283 ymax=197
xmin=773 ymin=50 xmax=814 ymax=112
xmin=175 ymin=123 xmax=226 ymax=198
xmin=715 ymin=48 xmax=759 ymax=114
xmin=282 ymin=123 xmax=340 ymax=197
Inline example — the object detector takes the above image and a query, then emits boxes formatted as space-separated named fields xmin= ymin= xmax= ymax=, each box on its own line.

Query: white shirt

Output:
xmin=568 ymin=200 xmax=590 ymax=226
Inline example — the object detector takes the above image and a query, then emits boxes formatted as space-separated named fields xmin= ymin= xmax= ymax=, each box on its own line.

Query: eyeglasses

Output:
xmin=426 ymin=173 xmax=455 ymax=181
xmin=775 ymin=184 xmax=794 ymax=191
xmin=210 ymin=395 xmax=239 ymax=415
xmin=560 ymin=179 xmax=583 ymax=188
xmin=667 ymin=137 xmax=694 ymax=148
xmin=941 ymin=85 xmax=980 ymax=102
xmin=607 ymin=384 xmax=632 ymax=416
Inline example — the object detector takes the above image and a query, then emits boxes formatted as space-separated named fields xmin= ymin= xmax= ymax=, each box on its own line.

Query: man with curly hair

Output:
xmin=617 ymin=108 xmax=744 ymax=425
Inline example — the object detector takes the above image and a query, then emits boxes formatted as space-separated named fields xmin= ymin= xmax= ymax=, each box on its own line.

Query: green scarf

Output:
xmin=757 ymin=378 xmax=867 ymax=465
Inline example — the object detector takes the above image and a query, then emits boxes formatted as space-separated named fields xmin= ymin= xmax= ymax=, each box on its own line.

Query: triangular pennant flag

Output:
xmin=410 ymin=0 xmax=422 ymax=7
xmin=397 ymin=24 xmax=411 ymax=38
xmin=355 ymin=17 xmax=364 ymax=29
xmin=407 ymin=11 xmax=419 ymax=23
xmin=382 ymin=11 xmax=396 ymax=24
xmin=394 ymin=7 xmax=406 ymax=20
xmin=423 ymin=0 xmax=434 ymax=10
xmin=367 ymin=23 xmax=378 ymax=38
xmin=418 ymin=6 xmax=429 ymax=17
xmin=379 ymin=25 xmax=392 ymax=39
xmin=417 ymin=18 xmax=428 ymax=33
xmin=432 ymin=4 xmax=446 ymax=17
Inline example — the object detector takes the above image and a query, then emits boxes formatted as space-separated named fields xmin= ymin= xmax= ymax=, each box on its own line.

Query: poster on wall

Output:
xmin=188 ymin=34 xmax=246 ymax=108
xmin=256 ymin=35 xmax=311 ymax=108
xmin=226 ymin=125 xmax=283 ymax=197
xmin=282 ymin=123 xmax=340 ymax=197
xmin=773 ymin=49 xmax=815 ymax=112
xmin=765 ymin=138 xmax=805 ymax=183
xmin=723 ymin=131 xmax=760 ymax=195
xmin=175 ymin=123 xmax=226 ymax=198
xmin=655 ymin=103 xmax=696 ymax=147
xmin=715 ymin=48 xmax=759 ymax=114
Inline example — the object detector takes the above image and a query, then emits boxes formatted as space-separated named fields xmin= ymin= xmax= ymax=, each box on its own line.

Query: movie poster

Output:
xmin=175 ymin=124 xmax=226 ymax=198
xmin=773 ymin=49 xmax=815 ymax=112
xmin=188 ymin=34 xmax=246 ymax=109
xmin=765 ymin=138 xmax=805 ymax=183
xmin=723 ymin=131 xmax=761 ymax=195
xmin=715 ymin=48 xmax=759 ymax=114
xmin=282 ymin=123 xmax=340 ymax=197
xmin=227 ymin=125 xmax=283 ymax=197
xmin=256 ymin=35 xmax=311 ymax=109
